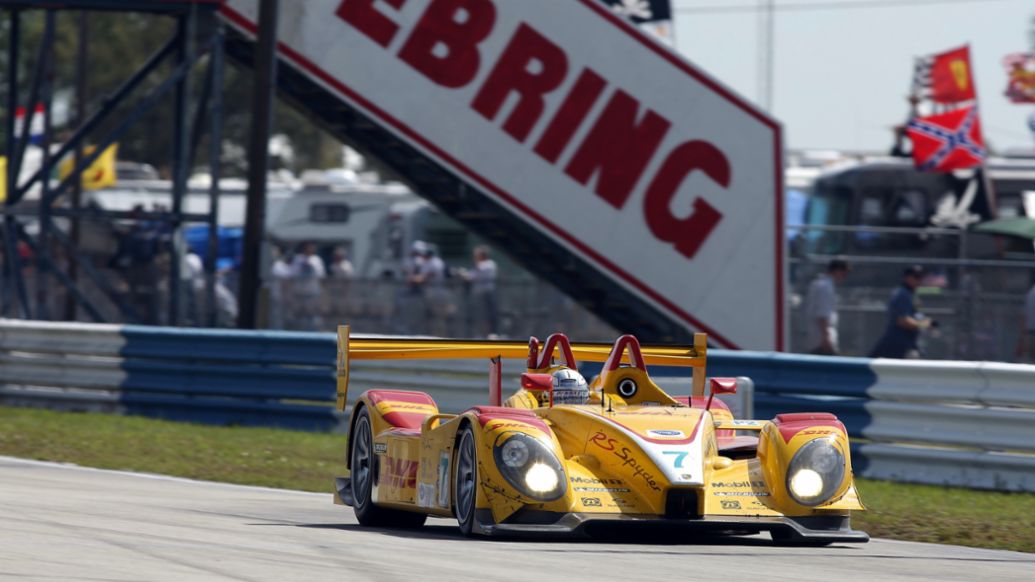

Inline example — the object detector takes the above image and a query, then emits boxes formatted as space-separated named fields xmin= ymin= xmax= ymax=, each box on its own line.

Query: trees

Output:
xmin=0 ymin=10 xmax=342 ymax=176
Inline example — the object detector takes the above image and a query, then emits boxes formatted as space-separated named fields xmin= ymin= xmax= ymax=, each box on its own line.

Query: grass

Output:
xmin=1 ymin=406 xmax=1033 ymax=553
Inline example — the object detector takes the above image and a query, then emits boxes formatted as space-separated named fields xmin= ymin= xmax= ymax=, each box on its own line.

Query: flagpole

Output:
xmin=967 ymin=43 xmax=998 ymax=219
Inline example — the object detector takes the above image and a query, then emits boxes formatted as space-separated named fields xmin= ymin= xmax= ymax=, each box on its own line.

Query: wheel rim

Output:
xmin=455 ymin=431 xmax=476 ymax=524
xmin=352 ymin=415 xmax=373 ymax=508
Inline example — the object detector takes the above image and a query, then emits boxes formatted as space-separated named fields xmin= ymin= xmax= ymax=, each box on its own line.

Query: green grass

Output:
xmin=1 ymin=406 xmax=1033 ymax=552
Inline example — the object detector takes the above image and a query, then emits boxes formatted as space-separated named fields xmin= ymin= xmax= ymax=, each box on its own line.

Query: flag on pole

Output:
xmin=59 ymin=144 xmax=118 ymax=191
xmin=1003 ymin=53 xmax=1035 ymax=104
xmin=912 ymin=46 xmax=976 ymax=104
xmin=599 ymin=0 xmax=674 ymax=45
xmin=906 ymin=105 xmax=986 ymax=172
xmin=13 ymin=104 xmax=46 ymax=146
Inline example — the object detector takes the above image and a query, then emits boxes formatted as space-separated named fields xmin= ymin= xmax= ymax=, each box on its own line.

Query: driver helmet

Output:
xmin=551 ymin=368 xmax=589 ymax=405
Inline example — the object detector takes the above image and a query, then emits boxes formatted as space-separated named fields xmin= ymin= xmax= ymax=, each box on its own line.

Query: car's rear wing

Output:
xmin=336 ymin=325 xmax=708 ymax=410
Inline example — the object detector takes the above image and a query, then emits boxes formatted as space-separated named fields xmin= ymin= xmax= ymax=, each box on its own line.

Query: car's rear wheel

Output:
xmin=454 ymin=426 xmax=478 ymax=536
xmin=350 ymin=407 xmax=427 ymax=528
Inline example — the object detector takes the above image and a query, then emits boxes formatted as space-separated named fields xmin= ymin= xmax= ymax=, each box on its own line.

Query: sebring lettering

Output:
xmin=335 ymin=0 xmax=730 ymax=260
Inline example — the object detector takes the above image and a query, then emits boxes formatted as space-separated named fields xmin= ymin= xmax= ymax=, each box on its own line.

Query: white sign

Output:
xmin=222 ymin=0 xmax=784 ymax=350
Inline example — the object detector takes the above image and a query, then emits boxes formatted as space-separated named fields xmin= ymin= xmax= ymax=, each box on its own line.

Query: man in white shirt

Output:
xmin=290 ymin=242 xmax=326 ymax=330
xmin=804 ymin=259 xmax=849 ymax=355
xmin=465 ymin=245 xmax=499 ymax=337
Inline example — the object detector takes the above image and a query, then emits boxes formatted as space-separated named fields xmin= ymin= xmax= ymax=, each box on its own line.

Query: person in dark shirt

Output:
xmin=870 ymin=265 xmax=930 ymax=359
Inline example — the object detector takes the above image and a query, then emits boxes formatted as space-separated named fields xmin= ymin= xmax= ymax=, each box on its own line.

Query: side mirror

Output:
xmin=521 ymin=373 xmax=554 ymax=407
xmin=706 ymin=377 xmax=737 ymax=411
xmin=710 ymin=377 xmax=737 ymax=394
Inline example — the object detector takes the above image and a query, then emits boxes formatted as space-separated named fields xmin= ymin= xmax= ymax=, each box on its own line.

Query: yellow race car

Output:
xmin=333 ymin=327 xmax=868 ymax=544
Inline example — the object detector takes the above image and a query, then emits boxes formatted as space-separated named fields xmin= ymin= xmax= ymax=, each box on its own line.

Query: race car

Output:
xmin=333 ymin=326 xmax=868 ymax=544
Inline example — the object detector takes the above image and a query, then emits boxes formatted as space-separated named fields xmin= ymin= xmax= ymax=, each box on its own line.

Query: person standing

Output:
xmin=291 ymin=242 xmax=326 ymax=330
xmin=870 ymin=265 xmax=930 ymax=359
xmin=464 ymin=245 xmax=500 ymax=338
xmin=416 ymin=247 xmax=451 ymax=336
xmin=269 ymin=246 xmax=293 ymax=330
xmin=1016 ymin=279 xmax=1035 ymax=363
xmin=803 ymin=259 xmax=849 ymax=355
xmin=329 ymin=247 xmax=354 ymax=279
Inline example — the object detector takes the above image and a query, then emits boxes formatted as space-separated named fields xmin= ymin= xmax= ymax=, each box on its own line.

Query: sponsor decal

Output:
xmin=574 ymin=486 xmax=631 ymax=493
xmin=391 ymin=403 xmax=436 ymax=411
xmin=647 ymin=429 xmax=685 ymax=438
xmin=730 ymin=419 xmax=763 ymax=426
xmin=713 ymin=491 xmax=769 ymax=497
xmin=712 ymin=480 xmax=765 ymax=488
xmin=720 ymin=499 xmax=741 ymax=510
xmin=373 ymin=442 xmax=388 ymax=455
xmin=581 ymin=497 xmax=602 ymax=507
xmin=570 ymin=476 xmax=624 ymax=485
xmin=486 ymin=421 xmax=535 ymax=431
xmin=588 ymin=431 xmax=662 ymax=491
xmin=437 ymin=452 xmax=451 ymax=508
xmin=418 ymin=483 xmax=435 ymax=507
xmin=382 ymin=457 xmax=418 ymax=489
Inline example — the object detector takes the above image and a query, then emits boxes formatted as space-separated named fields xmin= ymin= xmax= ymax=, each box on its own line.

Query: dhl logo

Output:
xmin=376 ymin=402 xmax=437 ymax=413
xmin=382 ymin=457 xmax=418 ymax=489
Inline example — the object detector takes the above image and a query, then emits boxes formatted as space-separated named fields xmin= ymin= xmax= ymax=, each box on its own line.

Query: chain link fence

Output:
xmin=789 ymin=225 xmax=1035 ymax=362
xmin=266 ymin=277 xmax=617 ymax=340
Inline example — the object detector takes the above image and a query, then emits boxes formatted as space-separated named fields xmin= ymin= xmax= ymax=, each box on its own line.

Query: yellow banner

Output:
xmin=0 ymin=156 xmax=6 ymax=203
xmin=59 ymin=143 xmax=118 ymax=190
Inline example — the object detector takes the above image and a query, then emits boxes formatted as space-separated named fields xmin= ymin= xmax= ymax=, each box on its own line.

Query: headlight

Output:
xmin=492 ymin=433 xmax=566 ymax=501
xmin=786 ymin=438 xmax=845 ymax=506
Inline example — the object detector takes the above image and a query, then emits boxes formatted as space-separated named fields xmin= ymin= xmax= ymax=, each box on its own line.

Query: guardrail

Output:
xmin=2 ymin=319 xmax=1034 ymax=492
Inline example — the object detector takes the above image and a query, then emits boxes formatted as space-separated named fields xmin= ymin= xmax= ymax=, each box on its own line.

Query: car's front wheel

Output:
xmin=350 ymin=406 xmax=427 ymax=528
xmin=454 ymin=426 xmax=479 ymax=536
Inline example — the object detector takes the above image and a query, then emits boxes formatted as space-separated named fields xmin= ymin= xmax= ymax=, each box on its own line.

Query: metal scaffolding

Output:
xmin=0 ymin=0 xmax=225 ymax=326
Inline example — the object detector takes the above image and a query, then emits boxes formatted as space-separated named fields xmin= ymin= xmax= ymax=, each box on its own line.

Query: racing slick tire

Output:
xmin=454 ymin=425 xmax=479 ymax=537
xmin=350 ymin=407 xmax=427 ymax=529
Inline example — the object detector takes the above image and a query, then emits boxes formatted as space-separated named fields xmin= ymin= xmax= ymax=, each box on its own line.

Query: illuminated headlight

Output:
xmin=786 ymin=438 xmax=846 ymax=506
xmin=493 ymin=433 xmax=566 ymax=501
xmin=525 ymin=462 xmax=559 ymax=493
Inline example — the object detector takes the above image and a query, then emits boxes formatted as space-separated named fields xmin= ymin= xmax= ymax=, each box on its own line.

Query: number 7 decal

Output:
xmin=663 ymin=451 xmax=688 ymax=468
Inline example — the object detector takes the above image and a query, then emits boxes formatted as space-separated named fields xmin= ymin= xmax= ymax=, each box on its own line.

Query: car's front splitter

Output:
xmin=473 ymin=509 xmax=869 ymax=544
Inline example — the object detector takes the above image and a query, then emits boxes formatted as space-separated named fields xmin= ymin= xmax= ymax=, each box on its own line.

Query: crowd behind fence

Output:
xmin=268 ymin=277 xmax=618 ymax=341
xmin=5 ymin=224 xmax=1034 ymax=363
xmin=789 ymin=224 xmax=1035 ymax=362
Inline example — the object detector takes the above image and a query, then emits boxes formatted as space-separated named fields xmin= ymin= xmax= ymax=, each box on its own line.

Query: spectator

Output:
xmin=1016 ymin=278 xmax=1035 ymax=363
xmin=269 ymin=245 xmax=293 ymax=329
xmin=396 ymin=240 xmax=428 ymax=333
xmin=803 ymin=259 xmax=849 ymax=355
xmin=329 ymin=247 xmax=354 ymax=279
xmin=183 ymin=251 xmax=205 ymax=325
xmin=108 ymin=205 xmax=161 ymax=323
xmin=464 ymin=245 xmax=499 ymax=338
xmin=214 ymin=266 xmax=239 ymax=327
xmin=290 ymin=242 xmax=326 ymax=330
xmin=415 ymin=246 xmax=452 ymax=336
xmin=870 ymin=265 xmax=930 ymax=359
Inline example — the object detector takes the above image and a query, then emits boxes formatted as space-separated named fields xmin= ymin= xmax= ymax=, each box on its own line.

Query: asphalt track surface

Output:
xmin=2 ymin=456 xmax=1033 ymax=581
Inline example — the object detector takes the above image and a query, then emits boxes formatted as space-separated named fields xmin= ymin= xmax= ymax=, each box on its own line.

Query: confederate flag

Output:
xmin=906 ymin=105 xmax=986 ymax=172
